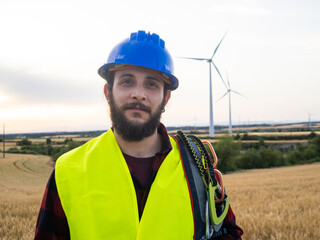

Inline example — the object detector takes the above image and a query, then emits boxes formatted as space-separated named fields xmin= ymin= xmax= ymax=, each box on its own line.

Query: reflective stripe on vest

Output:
xmin=55 ymin=129 xmax=194 ymax=240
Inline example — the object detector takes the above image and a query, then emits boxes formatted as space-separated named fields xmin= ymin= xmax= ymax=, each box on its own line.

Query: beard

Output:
xmin=108 ymin=91 xmax=166 ymax=142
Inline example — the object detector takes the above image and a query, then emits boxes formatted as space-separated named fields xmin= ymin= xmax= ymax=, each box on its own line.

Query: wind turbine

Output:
xmin=179 ymin=32 xmax=228 ymax=137
xmin=308 ymin=112 xmax=312 ymax=129
xmin=216 ymin=72 xmax=246 ymax=134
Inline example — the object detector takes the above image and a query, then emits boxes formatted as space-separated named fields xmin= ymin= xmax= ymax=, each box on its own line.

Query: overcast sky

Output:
xmin=1 ymin=0 xmax=319 ymax=133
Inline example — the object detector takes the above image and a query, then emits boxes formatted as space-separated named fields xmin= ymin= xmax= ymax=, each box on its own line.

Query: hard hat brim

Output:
xmin=98 ymin=63 xmax=179 ymax=90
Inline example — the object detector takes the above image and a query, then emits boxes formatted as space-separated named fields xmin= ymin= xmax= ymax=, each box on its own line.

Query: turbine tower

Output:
xmin=179 ymin=32 xmax=228 ymax=137
xmin=216 ymin=73 xmax=246 ymax=134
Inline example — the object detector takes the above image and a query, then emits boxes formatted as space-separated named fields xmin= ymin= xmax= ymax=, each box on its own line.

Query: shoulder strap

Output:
xmin=175 ymin=131 xmax=231 ymax=240
xmin=175 ymin=135 xmax=206 ymax=240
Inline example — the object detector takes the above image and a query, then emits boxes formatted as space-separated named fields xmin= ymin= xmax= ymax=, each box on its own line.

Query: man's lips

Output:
xmin=122 ymin=102 xmax=151 ymax=113
xmin=129 ymin=108 xmax=144 ymax=113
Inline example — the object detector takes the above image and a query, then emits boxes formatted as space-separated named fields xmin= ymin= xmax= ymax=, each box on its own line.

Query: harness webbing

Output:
xmin=174 ymin=131 xmax=230 ymax=240
xmin=175 ymin=136 xmax=206 ymax=240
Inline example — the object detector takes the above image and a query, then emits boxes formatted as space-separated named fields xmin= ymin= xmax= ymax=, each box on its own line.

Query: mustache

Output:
xmin=121 ymin=102 xmax=152 ymax=113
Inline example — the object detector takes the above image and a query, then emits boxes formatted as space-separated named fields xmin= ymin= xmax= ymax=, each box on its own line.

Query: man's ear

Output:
xmin=164 ymin=90 xmax=171 ymax=106
xmin=103 ymin=83 xmax=109 ymax=102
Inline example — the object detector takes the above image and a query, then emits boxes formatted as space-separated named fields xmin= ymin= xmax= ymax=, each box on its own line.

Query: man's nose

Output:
xmin=131 ymin=85 xmax=146 ymax=101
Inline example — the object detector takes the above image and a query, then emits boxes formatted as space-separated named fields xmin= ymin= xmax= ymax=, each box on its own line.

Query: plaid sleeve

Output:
xmin=34 ymin=169 xmax=70 ymax=240
xmin=212 ymin=205 xmax=243 ymax=240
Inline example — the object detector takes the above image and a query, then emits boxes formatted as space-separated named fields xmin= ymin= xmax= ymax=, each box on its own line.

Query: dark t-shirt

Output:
xmin=123 ymin=153 xmax=155 ymax=189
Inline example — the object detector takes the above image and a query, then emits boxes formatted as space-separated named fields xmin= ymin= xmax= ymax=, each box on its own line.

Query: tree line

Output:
xmin=4 ymin=132 xmax=320 ymax=173
xmin=6 ymin=137 xmax=83 ymax=162
xmin=214 ymin=133 xmax=320 ymax=173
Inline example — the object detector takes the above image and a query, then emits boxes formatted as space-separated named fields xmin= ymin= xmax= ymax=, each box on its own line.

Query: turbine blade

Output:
xmin=212 ymin=62 xmax=228 ymax=89
xmin=231 ymin=90 xmax=247 ymax=98
xmin=177 ymin=56 xmax=209 ymax=61
xmin=211 ymin=31 xmax=228 ymax=60
xmin=226 ymin=71 xmax=231 ymax=89
xmin=216 ymin=92 xmax=229 ymax=103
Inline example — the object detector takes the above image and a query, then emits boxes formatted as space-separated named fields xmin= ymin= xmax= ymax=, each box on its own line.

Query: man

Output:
xmin=34 ymin=30 xmax=243 ymax=239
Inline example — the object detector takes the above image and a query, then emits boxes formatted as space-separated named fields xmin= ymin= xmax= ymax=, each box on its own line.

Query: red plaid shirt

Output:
xmin=34 ymin=124 xmax=242 ymax=239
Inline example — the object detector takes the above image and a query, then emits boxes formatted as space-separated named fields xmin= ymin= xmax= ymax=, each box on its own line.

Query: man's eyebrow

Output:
xmin=118 ymin=72 xmax=163 ymax=83
xmin=119 ymin=73 xmax=135 ymax=79
xmin=146 ymin=75 xmax=161 ymax=82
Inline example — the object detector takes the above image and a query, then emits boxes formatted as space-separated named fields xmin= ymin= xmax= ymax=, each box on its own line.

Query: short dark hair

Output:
xmin=105 ymin=71 xmax=115 ymax=92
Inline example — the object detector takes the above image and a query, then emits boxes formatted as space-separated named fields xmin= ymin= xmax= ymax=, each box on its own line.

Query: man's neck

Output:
xmin=113 ymin=129 xmax=162 ymax=158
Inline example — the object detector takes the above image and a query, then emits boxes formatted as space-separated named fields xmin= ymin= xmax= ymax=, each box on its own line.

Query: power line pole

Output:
xmin=3 ymin=124 xmax=5 ymax=158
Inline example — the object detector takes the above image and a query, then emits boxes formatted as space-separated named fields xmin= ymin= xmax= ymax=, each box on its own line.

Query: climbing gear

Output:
xmin=98 ymin=30 xmax=179 ymax=90
xmin=175 ymin=131 xmax=230 ymax=239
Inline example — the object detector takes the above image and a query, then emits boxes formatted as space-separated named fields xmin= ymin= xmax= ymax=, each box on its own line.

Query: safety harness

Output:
xmin=174 ymin=131 xmax=230 ymax=240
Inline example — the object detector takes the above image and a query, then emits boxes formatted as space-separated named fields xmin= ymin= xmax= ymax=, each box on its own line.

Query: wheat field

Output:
xmin=0 ymin=153 xmax=319 ymax=239
xmin=224 ymin=163 xmax=320 ymax=239
xmin=0 ymin=153 xmax=53 ymax=240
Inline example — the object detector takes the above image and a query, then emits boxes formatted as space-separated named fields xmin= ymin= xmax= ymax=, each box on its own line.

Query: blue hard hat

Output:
xmin=98 ymin=30 xmax=179 ymax=90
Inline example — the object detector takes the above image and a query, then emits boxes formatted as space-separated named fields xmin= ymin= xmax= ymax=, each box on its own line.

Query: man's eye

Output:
xmin=147 ymin=81 xmax=159 ymax=89
xmin=121 ymin=79 xmax=133 ymax=86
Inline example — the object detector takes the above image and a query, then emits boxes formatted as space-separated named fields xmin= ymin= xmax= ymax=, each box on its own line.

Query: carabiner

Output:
xmin=208 ymin=182 xmax=230 ymax=226
xmin=202 ymin=140 xmax=218 ymax=168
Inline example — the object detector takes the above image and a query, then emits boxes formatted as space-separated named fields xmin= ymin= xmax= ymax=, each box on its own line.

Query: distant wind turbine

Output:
xmin=179 ymin=32 xmax=228 ymax=137
xmin=216 ymin=72 xmax=247 ymax=134
xmin=308 ymin=112 xmax=312 ymax=129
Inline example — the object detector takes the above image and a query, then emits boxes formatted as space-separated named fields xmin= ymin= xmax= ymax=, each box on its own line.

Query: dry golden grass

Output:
xmin=1 ymin=153 xmax=319 ymax=239
xmin=241 ymin=131 xmax=320 ymax=136
xmin=188 ymin=131 xmax=320 ymax=139
xmin=224 ymin=163 xmax=320 ymax=239
xmin=0 ymin=153 xmax=53 ymax=240
xmin=236 ymin=140 xmax=309 ymax=145
xmin=168 ymin=131 xmax=319 ymax=142
xmin=231 ymin=123 xmax=319 ymax=132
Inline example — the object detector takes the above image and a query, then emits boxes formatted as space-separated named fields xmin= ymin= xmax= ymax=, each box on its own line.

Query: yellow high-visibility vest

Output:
xmin=55 ymin=129 xmax=194 ymax=240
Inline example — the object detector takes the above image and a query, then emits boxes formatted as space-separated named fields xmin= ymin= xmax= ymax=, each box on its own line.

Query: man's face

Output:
xmin=104 ymin=68 xmax=171 ymax=141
